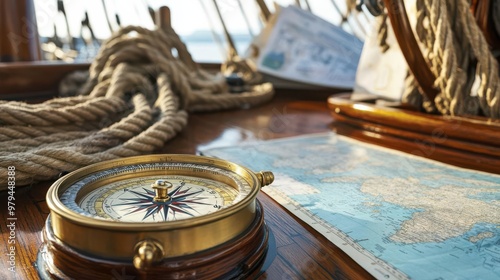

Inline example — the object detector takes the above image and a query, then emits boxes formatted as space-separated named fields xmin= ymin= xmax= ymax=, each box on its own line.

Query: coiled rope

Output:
xmin=362 ymin=0 xmax=500 ymax=118
xmin=0 ymin=25 xmax=274 ymax=188
xmin=399 ymin=0 xmax=500 ymax=118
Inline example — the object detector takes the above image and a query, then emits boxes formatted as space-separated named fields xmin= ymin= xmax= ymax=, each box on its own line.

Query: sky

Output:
xmin=34 ymin=0 xmax=348 ymax=39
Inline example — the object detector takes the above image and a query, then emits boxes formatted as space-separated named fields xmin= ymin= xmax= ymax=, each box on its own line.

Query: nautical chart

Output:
xmin=256 ymin=6 xmax=362 ymax=89
xmin=201 ymin=133 xmax=500 ymax=280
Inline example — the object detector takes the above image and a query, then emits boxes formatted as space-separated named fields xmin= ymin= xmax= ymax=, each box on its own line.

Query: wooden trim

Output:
xmin=328 ymin=96 xmax=500 ymax=174
xmin=474 ymin=0 xmax=500 ymax=54
xmin=0 ymin=62 xmax=89 ymax=98
xmin=382 ymin=0 xmax=438 ymax=101
xmin=0 ymin=62 xmax=222 ymax=99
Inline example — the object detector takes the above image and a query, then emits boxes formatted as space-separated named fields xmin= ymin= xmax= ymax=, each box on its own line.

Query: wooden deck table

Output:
xmin=0 ymin=89 xmax=375 ymax=280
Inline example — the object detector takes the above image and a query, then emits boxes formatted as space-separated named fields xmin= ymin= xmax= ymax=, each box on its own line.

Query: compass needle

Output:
xmin=162 ymin=204 xmax=169 ymax=221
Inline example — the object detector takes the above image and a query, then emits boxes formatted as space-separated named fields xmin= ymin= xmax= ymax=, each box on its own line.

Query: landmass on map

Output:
xmin=360 ymin=177 xmax=500 ymax=243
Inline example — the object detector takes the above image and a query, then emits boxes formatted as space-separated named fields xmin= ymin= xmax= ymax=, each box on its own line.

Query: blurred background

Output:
xmin=34 ymin=0 xmax=369 ymax=62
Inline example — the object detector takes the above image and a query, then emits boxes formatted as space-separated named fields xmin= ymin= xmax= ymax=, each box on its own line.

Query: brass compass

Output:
xmin=37 ymin=154 xmax=274 ymax=279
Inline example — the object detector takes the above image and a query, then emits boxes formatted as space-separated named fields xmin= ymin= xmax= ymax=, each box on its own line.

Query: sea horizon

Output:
xmin=40 ymin=31 xmax=253 ymax=63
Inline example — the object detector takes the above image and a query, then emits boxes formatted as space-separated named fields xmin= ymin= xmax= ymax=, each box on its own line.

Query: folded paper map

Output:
xmin=201 ymin=133 xmax=500 ymax=280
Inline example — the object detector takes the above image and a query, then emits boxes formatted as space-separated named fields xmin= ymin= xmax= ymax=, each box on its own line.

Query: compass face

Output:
xmin=59 ymin=162 xmax=254 ymax=223
xmin=79 ymin=176 xmax=237 ymax=222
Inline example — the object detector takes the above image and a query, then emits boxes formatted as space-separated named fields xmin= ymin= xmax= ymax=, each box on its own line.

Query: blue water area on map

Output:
xmin=468 ymin=191 xmax=500 ymax=202
xmin=202 ymin=133 xmax=500 ymax=279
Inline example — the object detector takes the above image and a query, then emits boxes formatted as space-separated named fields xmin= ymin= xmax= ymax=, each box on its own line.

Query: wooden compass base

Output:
xmin=37 ymin=200 xmax=270 ymax=280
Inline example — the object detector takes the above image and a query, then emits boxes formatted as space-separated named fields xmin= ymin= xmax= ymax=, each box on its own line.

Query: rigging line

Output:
xmin=328 ymin=0 xmax=354 ymax=31
xmin=115 ymin=14 xmax=122 ymax=27
xmin=81 ymin=11 xmax=97 ymax=43
xmin=255 ymin=0 xmax=271 ymax=22
xmin=295 ymin=0 xmax=302 ymax=8
xmin=302 ymin=0 xmax=313 ymax=12
xmin=142 ymin=0 xmax=156 ymax=24
xmin=329 ymin=0 xmax=367 ymax=37
xmin=237 ymin=0 xmax=255 ymax=38
xmin=348 ymin=0 xmax=370 ymax=37
xmin=212 ymin=0 xmax=239 ymax=59
xmin=58 ymin=0 xmax=75 ymax=49
xmin=143 ymin=0 xmax=155 ymax=27
xmin=132 ymin=0 xmax=153 ymax=28
xmin=49 ymin=23 xmax=63 ymax=48
xmin=253 ymin=1 xmax=264 ymax=29
xmin=358 ymin=3 xmax=373 ymax=25
xmin=79 ymin=10 xmax=99 ymax=59
xmin=355 ymin=0 xmax=373 ymax=37
xmin=101 ymin=0 xmax=115 ymax=33
xmin=197 ymin=0 xmax=228 ymax=59
xmin=112 ymin=0 xmax=122 ymax=27
xmin=349 ymin=9 xmax=368 ymax=37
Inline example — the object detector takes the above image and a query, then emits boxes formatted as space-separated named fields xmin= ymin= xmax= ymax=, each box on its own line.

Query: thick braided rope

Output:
xmin=0 ymin=96 xmax=128 ymax=126
xmin=0 ymin=26 xmax=274 ymax=188
xmin=456 ymin=0 xmax=500 ymax=118
xmin=377 ymin=12 xmax=389 ymax=53
xmin=419 ymin=0 xmax=471 ymax=115
xmin=408 ymin=0 xmax=499 ymax=118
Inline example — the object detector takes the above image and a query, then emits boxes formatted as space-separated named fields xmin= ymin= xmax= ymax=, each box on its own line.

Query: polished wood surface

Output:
xmin=472 ymin=0 xmax=500 ymax=55
xmin=328 ymin=96 xmax=500 ymax=174
xmin=0 ymin=91 xmax=375 ymax=280
xmin=0 ymin=62 xmax=89 ymax=99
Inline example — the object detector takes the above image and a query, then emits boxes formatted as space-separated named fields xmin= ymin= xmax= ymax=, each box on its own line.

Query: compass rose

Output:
xmin=112 ymin=180 xmax=212 ymax=221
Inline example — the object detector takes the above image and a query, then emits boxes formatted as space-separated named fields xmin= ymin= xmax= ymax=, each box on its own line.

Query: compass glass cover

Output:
xmin=59 ymin=162 xmax=253 ymax=222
